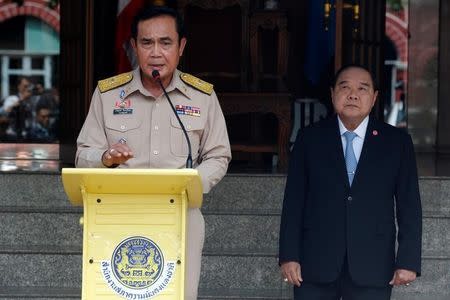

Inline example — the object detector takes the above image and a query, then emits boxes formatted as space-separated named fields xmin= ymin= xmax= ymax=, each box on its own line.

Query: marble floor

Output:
xmin=0 ymin=143 xmax=60 ymax=172
xmin=1 ymin=143 xmax=450 ymax=177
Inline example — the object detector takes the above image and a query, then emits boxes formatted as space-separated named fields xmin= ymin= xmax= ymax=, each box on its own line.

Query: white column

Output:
xmin=44 ymin=56 xmax=52 ymax=88
xmin=23 ymin=56 xmax=32 ymax=75
xmin=1 ymin=56 xmax=9 ymax=99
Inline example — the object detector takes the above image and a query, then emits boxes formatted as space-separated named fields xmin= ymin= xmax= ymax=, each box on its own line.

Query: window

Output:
xmin=384 ymin=0 xmax=409 ymax=128
xmin=384 ymin=0 xmax=439 ymax=149
xmin=0 ymin=1 xmax=60 ymax=172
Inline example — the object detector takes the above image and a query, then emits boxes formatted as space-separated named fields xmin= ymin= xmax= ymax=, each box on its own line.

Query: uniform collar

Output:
xmin=118 ymin=68 xmax=149 ymax=98
xmin=124 ymin=68 xmax=191 ymax=100
xmin=169 ymin=69 xmax=191 ymax=99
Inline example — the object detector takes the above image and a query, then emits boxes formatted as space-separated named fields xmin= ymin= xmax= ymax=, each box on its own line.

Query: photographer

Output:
xmin=1 ymin=77 xmax=36 ymax=140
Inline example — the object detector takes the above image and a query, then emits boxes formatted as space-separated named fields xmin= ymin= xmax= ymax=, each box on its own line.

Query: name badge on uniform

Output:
xmin=176 ymin=104 xmax=200 ymax=117
xmin=113 ymin=99 xmax=133 ymax=115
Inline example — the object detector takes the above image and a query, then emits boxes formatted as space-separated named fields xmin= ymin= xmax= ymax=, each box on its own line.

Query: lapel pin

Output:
xmin=372 ymin=130 xmax=378 ymax=136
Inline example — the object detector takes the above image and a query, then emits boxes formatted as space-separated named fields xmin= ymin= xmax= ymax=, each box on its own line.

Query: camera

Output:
xmin=26 ymin=84 xmax=35 ymax=93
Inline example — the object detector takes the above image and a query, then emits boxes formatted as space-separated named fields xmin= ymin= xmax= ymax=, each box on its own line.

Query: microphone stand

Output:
xmin=152 ymin=70 xmax=193 ymax=168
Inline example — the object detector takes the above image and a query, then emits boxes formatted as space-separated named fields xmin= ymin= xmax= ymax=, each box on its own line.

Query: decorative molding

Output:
xmin=0 ymin=0 xmax=60 ymax=32
xmin=180 ymin=0 xmax=249 ymax=11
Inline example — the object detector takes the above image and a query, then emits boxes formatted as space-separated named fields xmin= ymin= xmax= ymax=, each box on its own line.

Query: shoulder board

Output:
xmin=98 ymin=72 xmax=133 ymax=93
xmin=180 ymin=73 xmax=213 ymax=95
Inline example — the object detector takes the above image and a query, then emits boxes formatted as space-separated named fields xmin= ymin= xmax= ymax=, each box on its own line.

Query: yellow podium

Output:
xmin=62 ymin=168 xmax=202 ymax=300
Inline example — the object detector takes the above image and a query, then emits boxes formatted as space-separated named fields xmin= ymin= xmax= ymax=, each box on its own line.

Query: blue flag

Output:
xmin=303 ymin=0 xmax=336 ymax=86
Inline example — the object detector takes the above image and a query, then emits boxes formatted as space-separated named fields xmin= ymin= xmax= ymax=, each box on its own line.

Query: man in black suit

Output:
xmin=279 ymin=64 xmax=422 ymax=300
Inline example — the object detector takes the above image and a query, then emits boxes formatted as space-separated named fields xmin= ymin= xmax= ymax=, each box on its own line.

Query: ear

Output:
xmin=179 ymin=37 xmax=187 ymax=57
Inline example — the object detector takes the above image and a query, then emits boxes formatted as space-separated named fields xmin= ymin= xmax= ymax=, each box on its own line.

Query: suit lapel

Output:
xmin=352 ymin=116 xmax=380 ymax=189
xmin=327 ymin=116 xmax=350 ymax=189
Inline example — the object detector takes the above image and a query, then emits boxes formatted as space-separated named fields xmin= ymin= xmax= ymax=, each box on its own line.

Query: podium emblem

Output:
xmin=101 ymin=236 xmax=176 ymax=299
xmin=112 ymin=236 xmax=164 ymax=288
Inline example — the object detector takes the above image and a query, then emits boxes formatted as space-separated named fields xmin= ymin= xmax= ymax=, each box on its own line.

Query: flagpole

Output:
xmin=335 ymin=0 xmax=343 ymax=71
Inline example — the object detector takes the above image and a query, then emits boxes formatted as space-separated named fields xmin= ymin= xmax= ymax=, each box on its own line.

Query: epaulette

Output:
xmin=180 ymin=73 xmax=213 ymax=95
xmin=98 ymin=72 xmax=133 ymax=93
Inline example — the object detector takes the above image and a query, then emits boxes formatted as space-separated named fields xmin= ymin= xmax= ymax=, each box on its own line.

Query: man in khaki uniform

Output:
xmin=76 ymin=5 xmax=231 ymax=300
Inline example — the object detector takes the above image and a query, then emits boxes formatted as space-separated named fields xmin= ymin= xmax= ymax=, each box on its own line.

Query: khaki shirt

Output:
xmin=76 ymin=68 xmax=231 ymax=193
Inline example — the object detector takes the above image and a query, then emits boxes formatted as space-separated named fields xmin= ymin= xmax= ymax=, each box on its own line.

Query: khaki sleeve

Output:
xmin=195 ymin=91 xmax=231 ymax=193
xmin=75 ymin=87 xmax=109 ymax=168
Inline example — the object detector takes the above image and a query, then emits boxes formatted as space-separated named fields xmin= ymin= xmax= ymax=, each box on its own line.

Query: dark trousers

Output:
xmin=293 ymin=259 xmax=392 ymax=300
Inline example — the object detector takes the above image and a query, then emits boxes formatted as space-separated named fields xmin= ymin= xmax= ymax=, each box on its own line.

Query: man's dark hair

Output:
xmin=17 ymin=76 xmax=30 ymax=86
xmin=332 ymin=64 xmax=378 ymax=91
xmin=35 ymin=102 xmax=51 ymax=114
xmin=131 ymin=5 xmax=185 ymax=42
xmin=36 ymin=92 xmax=55 ymax=113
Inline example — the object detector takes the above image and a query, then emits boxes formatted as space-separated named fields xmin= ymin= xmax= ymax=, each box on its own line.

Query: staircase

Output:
xmin=0 ymin=173 xmax=448 ymax=299
xmin=199 ymin=175 xmax=291 ymax=299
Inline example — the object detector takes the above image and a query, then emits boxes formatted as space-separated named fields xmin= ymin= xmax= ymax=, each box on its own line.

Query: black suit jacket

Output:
xmin=279 ymin=115 xmax=422 ymax=287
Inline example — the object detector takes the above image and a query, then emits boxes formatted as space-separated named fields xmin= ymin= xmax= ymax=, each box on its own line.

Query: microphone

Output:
xmin=152 ymin=70 xmax=193 ymax=168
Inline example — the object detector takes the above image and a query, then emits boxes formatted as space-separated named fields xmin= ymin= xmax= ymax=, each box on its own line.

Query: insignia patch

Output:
xmin=115 ymin=99 xmax=131 ymax=108
xmin=113 ymin=109 xmax=133 ymax=115
xmin=98 ymin=72 xmax=133 ymax=93
xmin=180 ymin=73 xmax=213 ymax=95
xmin=113 ymin=99 xmax=133 ymax=114
xmin=101 ymin=236 xmax=176 ymax=299
xmin=176 ymin=104 xmax=201 ymax=117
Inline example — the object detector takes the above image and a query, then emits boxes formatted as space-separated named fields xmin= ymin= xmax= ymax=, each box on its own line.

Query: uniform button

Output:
xmin=347 ymin=196 xmax=353 ymax=202
xmin=153 ymin=150 xmax=159 ymax=155
xmin=154 ymin=125 xmax=159 ymax=130
xmin=120 ymin=125 xmax=125 ymax=130
xmin=156 ymin=103 xmax=160 ymax=107
xmin=186 ymin=125 xmax=191 ymax=130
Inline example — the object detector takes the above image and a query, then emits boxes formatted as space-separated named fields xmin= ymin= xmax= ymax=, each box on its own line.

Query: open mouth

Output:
xmin=150 ymin=65 xmax=164 ymax=71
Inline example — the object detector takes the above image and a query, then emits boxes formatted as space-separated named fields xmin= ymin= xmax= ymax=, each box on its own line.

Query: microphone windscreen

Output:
xmin=151 ymin=70 xmax=160 ymax=79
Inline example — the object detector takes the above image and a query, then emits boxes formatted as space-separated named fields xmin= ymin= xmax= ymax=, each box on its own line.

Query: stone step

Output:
xmin=392 ymin=291 xmax=450 ymax=300
xmin=0 ymin=173 xmax=449 ymax=300
xmin=204 ymin=213 xmax=450 ymax=255
xmin=0 ymin=287 xmax=80 ymax=299
xmin=0 ymin=212 xmax=82 ymax=249
xmin=2 ymin=174 xmax=450 ymax=216
xmin=0 ymin=254 xmax=82 ymax=288
xmin=0 ymin=215 xmax=448 ymax=261
xmin=206 ymin=176 xmax=450 ymax=215
xmin=1 ymin=211 xmax=449 ymax=259
xmin=0 ymin=174 xmax=70 ymax=208
xmin=0 ymin=287 xmax=292 ymax=300
xmin=1 ymin=287 xmax=449 ymax=300
xmin=422 ymin=216 xmax=450 ymax=255
xmin=0 ymin=253 xmax=282 ymax=291
xmin=203 ymin=175 xmax=286 ymax=212
xmin=198 ymin=288 xmax=292 ymax=299
xmin=0 ymin=255 xmax=449 ymax=300
xmin=0 ymin=174 xmax=287 ymax=212
xmin=391 ymin=257 xmax=450 ymax=300
xmin=1 ymin=289 xmax=449 ymax=300
xmin=420 ymin=178 xmax=450 ymax=215
xmin=203 ymin=214 xmax=279 ymax=253
xmin=199 ymin=255 xmax=287 ymax=291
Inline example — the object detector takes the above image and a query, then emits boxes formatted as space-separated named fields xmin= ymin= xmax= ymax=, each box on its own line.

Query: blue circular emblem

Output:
xmin=111 ymin=236 xmax=164 ymax=289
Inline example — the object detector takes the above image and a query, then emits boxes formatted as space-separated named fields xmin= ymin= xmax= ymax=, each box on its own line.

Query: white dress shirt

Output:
xmin=338 ymin=116 xmax=369 ymax=163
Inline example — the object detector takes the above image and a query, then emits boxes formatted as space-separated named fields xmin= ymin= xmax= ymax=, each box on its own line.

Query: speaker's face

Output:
xmin=132 ymin=15 xmax=186 ymax=86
